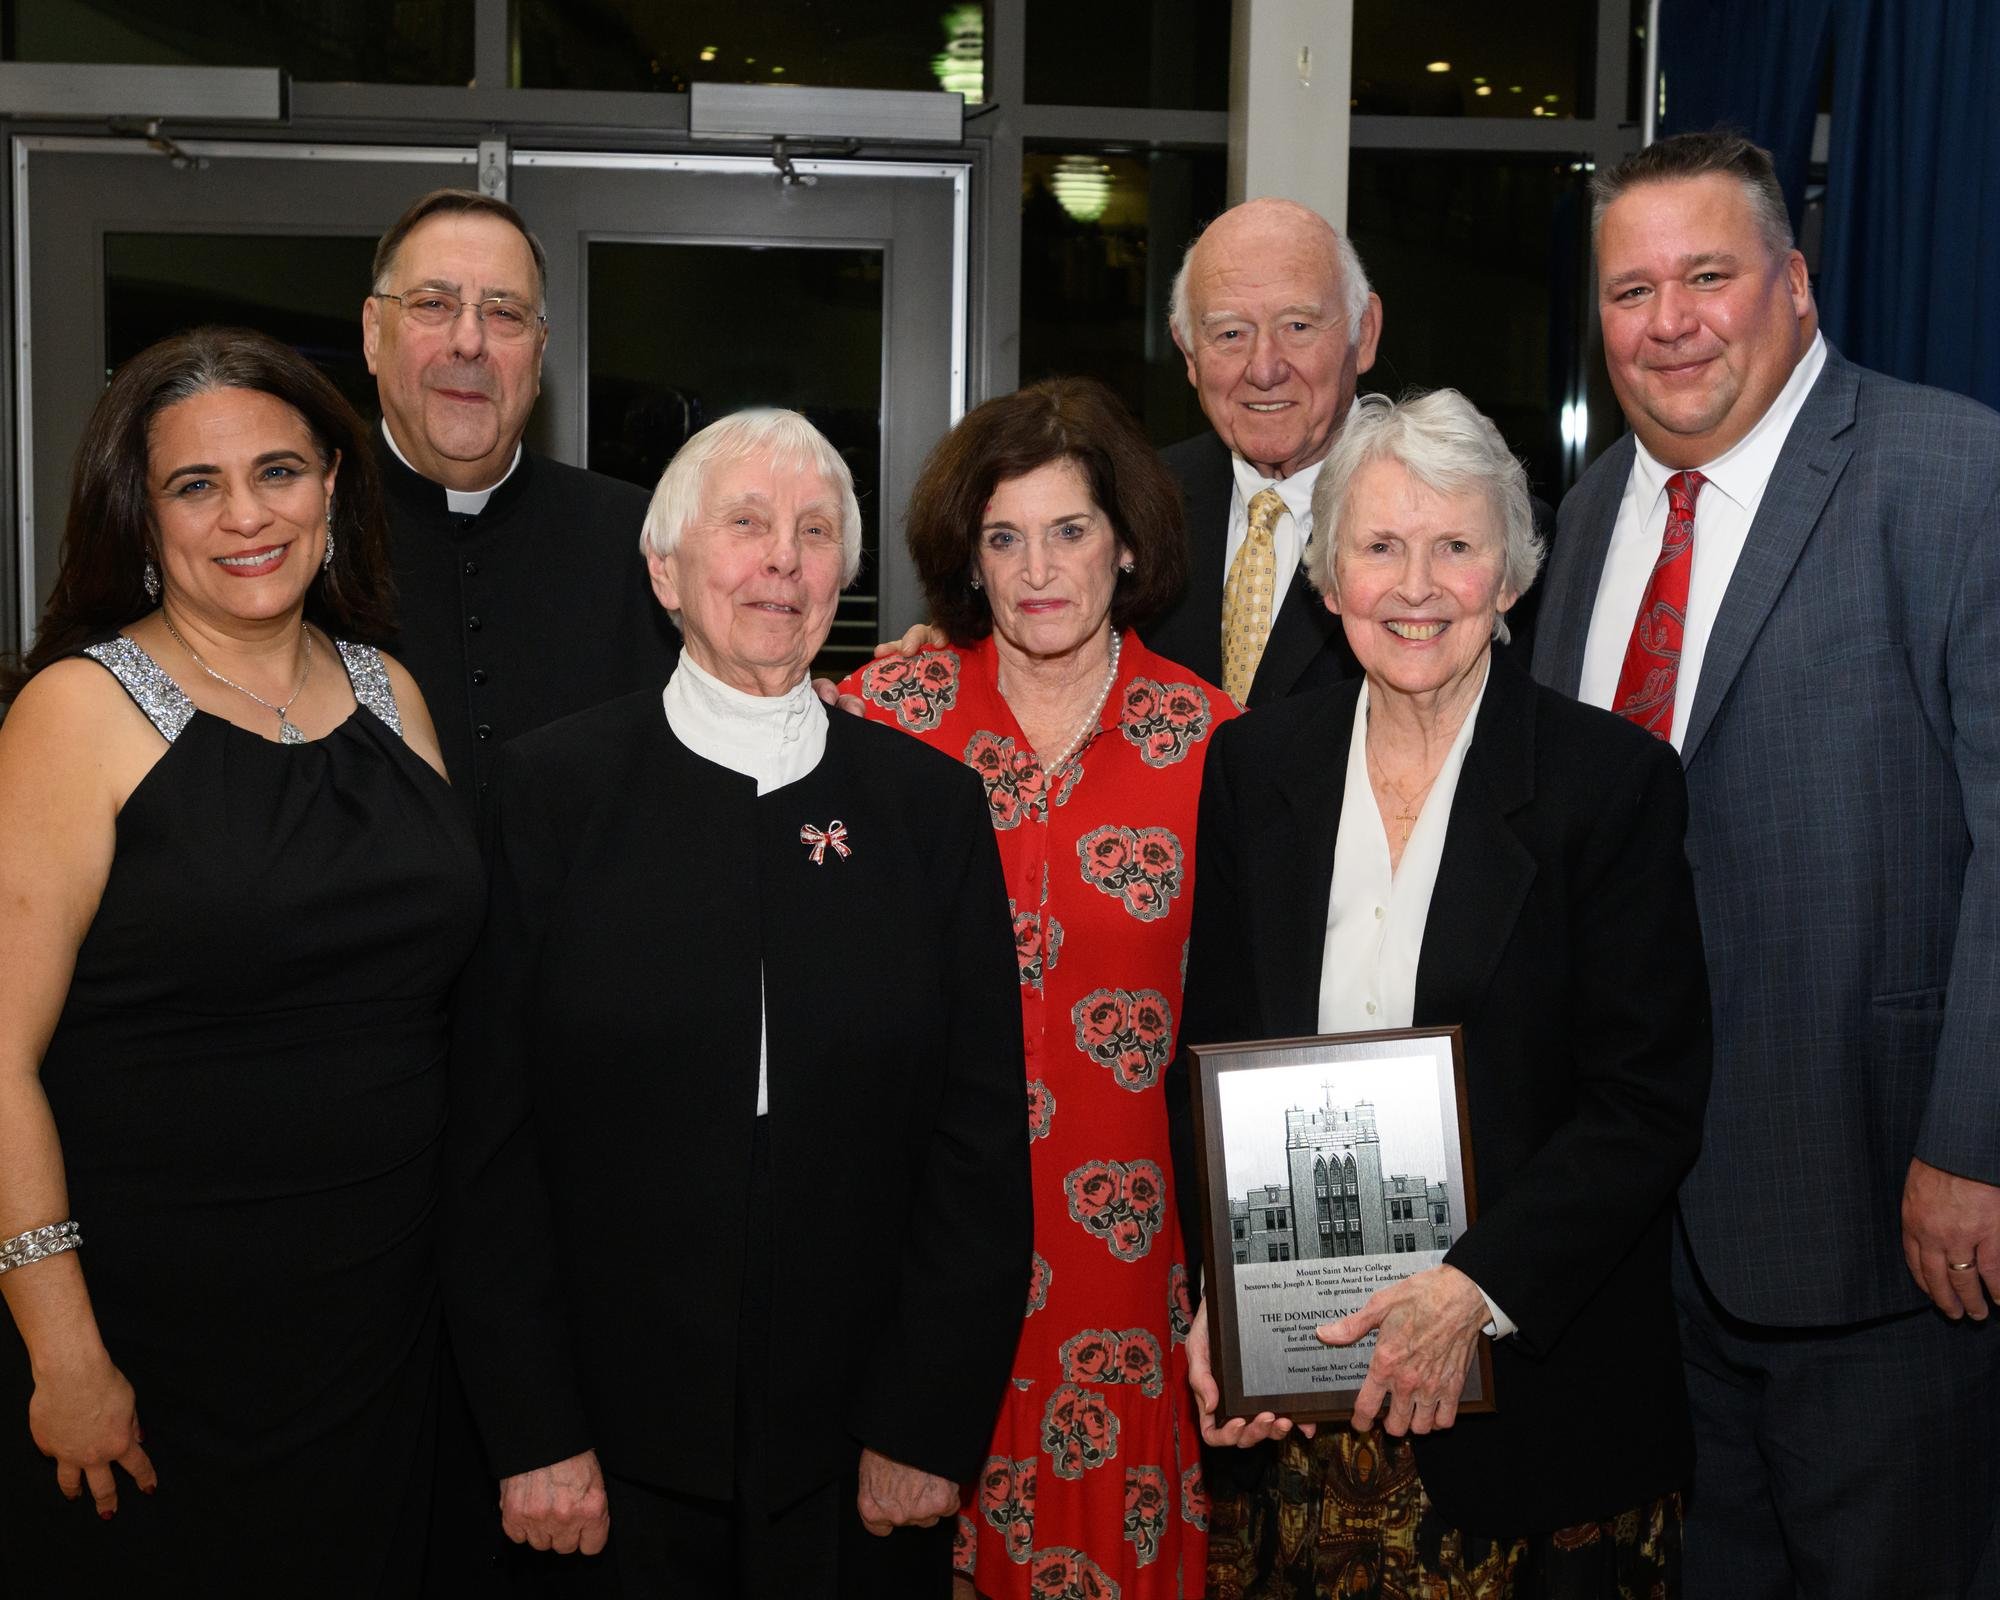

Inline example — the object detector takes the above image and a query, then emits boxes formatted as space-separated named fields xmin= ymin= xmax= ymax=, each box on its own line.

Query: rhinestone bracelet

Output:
xmin=0 ymin=1220 xmax=81 ymax=1275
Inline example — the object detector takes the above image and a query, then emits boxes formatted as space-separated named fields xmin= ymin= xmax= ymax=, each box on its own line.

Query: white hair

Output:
xmin=1305 ymin=390 xmax=1542 ymax=646
xmin=1167 ymin=204 xmax=1373 ymax=350
xmin=639 ymin=408 xmax=864 ymax=589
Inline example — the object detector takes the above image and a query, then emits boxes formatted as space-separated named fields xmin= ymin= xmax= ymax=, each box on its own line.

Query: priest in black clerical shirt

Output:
xmin=362 ymin=188 xmax=679 ymax=805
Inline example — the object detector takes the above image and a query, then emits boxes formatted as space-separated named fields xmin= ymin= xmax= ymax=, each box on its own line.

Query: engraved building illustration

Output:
xmin=1230 ymin=1089 xmax=1451 ymax=1264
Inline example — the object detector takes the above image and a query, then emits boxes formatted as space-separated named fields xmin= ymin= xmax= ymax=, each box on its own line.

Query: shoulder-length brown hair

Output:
xmin=906 ymin=377 xmax=1187 ymax=644
xmin=3 ymin=326 xmax=394 ymax=700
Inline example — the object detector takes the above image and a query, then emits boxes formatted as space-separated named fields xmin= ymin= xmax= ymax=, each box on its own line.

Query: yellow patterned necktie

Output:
xmin=1221 ymin=486 xmax=1285 ymax=706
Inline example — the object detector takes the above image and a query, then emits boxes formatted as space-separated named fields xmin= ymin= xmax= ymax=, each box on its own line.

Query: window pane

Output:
xmin=1348 ymin=150 xmax=1593 ymax=500
xmin=513 ymin=0 xmax=985 ymax=99
xmin=586 ymin=241 xmax=883 ymax=683
xmin=1352 ymin=0 xmax=1595 ymax=119
xmin=1024 ymin=0 xmax=1227 ymax=109
xmin=104 ymin=233 xmax=378 ymax=416
xmin=1018 ymin=147 xmax=1226 ymax=448
xmin=6 ymin=0 xmax=473 ymax=85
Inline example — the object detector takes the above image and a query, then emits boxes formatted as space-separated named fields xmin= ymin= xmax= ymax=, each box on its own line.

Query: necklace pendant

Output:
xmin=278 ymin=720 xmax=306 ymax=746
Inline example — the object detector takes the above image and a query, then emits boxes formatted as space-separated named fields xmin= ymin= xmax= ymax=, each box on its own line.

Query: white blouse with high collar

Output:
xmin=661 ymin=652 xmax=829 ymax=1116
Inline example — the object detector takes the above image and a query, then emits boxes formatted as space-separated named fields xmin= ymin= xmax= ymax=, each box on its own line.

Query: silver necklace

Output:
xmin=1042 ymin=630 xmax=1122 ymax=775
xmin=161 ymin=610 xmax=314 ymax=745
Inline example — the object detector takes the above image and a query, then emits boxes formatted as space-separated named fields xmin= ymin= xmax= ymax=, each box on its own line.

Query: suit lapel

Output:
xmin=1266 ymin=683 xmax=1360 ymax=1034
xmin=1679 ymin=351 xmax=1857 ymax=764
xmin=1535 ymin=437 xmax=1633 ymax=695
xmin=1178 ymin=438 xmax=1234 ymax=684
xmin=1252 ymin=568 xmax=1347 ymax=705
xmin=1415 ymin=662 xmax=1538 ymax=1026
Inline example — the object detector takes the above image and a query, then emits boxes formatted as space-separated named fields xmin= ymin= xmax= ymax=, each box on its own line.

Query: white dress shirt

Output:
xmin=380 ymin=418 xmax=523 ymax=514
xmin=1226 ymin=455 xmax=1324 ymax=604
xmin=1577 ymin=334 xmax=1828 ymax=747
xmin=1317 ymin=664 xmax=1515 ymax=1336
xmin=662 ymin=653 xmax=829 ymax=1117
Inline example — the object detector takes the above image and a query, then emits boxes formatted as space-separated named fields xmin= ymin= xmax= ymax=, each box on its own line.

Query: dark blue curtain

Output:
xmin=1819 ymin=0 xmax=2000 ymax=411
xmin=1656 ymin=0 xmax=1832 ymax=234
xmin=1657 ymin=0 xmax=2000 ymax=412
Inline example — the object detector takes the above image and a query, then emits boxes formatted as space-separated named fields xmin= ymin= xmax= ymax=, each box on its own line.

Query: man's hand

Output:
xmin=1317 ymin=1264 xmax=1488 ymax=1436
xmin=810 ymin=678 xmax=865 ymax=717
xmin=1902 ymin=1157 xmax=2000 ymax=1320
xmin=1185 ymin=1297 xmax=1313 ymax=1448
xmin=499 ymin=1449 xmax=610 ymax=1555
xmin=856 ymin=1446 xmax=957 ymax=1536
xmin=873 ymin=622 xmax=947 ymax=659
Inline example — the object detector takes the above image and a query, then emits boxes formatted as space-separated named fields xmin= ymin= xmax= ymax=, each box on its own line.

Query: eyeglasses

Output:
xmin=376 ymin=289 xmax=546 ymax=341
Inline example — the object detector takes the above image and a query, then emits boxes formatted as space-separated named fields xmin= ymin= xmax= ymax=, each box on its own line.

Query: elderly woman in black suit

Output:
xmin=1174 ymin=390 xmax=1711 ymax=1597
xmin=444 ymin=409 xmax=1033 ymax=1598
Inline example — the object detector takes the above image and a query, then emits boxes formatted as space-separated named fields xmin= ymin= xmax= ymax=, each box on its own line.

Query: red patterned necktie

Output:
xmin=1612 ymin=469 xmax=1706 ymax=739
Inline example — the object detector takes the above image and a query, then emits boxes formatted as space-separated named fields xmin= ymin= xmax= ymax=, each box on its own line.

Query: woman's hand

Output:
xmin=1186 ymin=1297 xmax=1316 ymax=1448
xmin=28 ymin=1348 xmax=155 ymax=1516
xmin=1316 ymin=1264 xmax=1488 ymax=1437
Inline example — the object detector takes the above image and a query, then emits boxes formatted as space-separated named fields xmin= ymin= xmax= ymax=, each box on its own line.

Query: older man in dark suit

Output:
xmin=1147 ymin=198 xmax=1383 ymax=707
xmin=1533 ymin=130 xmax=2000 ymax=1599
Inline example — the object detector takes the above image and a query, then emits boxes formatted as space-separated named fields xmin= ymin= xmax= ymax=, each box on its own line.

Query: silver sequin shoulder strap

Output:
xmin=82 ymin=636 xmax=196 ymax=743
xmin=336 ymin=641 xmax=404 ymax=739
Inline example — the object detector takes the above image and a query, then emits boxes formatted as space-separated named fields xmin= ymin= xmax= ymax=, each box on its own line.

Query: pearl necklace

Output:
xmin=1040 ymin=630 xmax=1122 ymax=775
xmin=162 ymin=609 xmax=314 ymax=745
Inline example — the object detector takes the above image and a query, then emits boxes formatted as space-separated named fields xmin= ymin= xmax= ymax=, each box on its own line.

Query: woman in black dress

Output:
xmin=0 ymin=328 xmax=483 ymax=1592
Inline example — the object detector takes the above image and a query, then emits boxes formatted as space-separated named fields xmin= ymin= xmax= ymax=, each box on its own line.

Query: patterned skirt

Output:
xmin=1205 ymin=1429 xmax=1680 ymax=1600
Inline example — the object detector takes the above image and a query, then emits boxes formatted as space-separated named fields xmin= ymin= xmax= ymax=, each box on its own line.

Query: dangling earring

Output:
xmin=1118 ymin=559 xmax=1136 ymax=576
xmin=322 ymin=506 xmax=336 ymax=572
xmin=969 ymin=574 xmax=983 ymax=590
xmin=143 ymin=558 xmax=161 ymax=602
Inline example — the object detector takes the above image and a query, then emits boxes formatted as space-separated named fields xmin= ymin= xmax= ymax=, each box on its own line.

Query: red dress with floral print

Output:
xmin=842 ymin=632 xmax=1232 ymax=1600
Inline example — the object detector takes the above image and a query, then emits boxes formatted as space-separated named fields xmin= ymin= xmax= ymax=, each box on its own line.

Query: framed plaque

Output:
xmin=1189 ymin=1026 xmax=1493 ymax=1424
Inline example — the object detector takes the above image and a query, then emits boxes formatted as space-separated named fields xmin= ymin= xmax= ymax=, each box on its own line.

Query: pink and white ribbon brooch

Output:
xmin=800 ymin=820 xmax=852 ymax=865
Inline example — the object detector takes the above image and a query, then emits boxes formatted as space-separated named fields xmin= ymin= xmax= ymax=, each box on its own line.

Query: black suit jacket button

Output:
xmin=475 ymin=723 xmax=493 ymax=740
xmin=467 ymin=615 xmax=482 ymax=632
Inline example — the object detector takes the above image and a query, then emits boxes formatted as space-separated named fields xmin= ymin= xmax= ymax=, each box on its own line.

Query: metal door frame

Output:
xmin=11 ymin=135 xmax=479 ymax=644
xmin=10 ymin=137 xmax=969 ymax=646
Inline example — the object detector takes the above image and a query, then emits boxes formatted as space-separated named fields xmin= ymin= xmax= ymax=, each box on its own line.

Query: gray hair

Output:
xmin=1590 ymin=130 xmax=1794 ymax=258
xmin=639 ymin=409 xmax=864 ymax=600
xmin=1168 ymin=203 xmax=1373 ymax=349
xmin=1306 ymin=390 xmax=1542 ymax=646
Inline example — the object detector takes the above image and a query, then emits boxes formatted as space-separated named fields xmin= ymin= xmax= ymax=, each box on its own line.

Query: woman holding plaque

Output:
xmin=842 ymin=378 xmax=1231 ymax=1600
xmin=1172 ymin=390 xmax=1710 ymax=1597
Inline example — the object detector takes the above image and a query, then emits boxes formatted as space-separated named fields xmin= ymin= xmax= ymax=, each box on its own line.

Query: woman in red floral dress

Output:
xmin=842 ymin=379 xmax=1234 ymax=1600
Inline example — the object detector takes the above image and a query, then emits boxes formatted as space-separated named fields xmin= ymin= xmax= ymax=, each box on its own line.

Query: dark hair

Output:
xmin=906 ymin=377 xmax=1188 ymax=644
xmin=372 ymin=188 xmax=549 ymax=306
xmin=1591 ymin=130 xmax=1794 ymax=256
xmin=3 ymin=326 xmax=395 ymax=699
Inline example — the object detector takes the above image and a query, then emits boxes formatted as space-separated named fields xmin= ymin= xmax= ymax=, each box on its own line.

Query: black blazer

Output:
xmin=444 ymin=691 xmax=1033 ymax=1505
xmin=1147 ymin=431 xmax=1553 ymax=703
xmin=1169 ymin=657 xmax=1711 ymax=1535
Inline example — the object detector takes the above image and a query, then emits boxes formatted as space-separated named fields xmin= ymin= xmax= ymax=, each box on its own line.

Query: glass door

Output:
xmin=511 ymin=151 xmax=967 ymax=678
xmin=13 ymin=138 xmax=969 ymax=677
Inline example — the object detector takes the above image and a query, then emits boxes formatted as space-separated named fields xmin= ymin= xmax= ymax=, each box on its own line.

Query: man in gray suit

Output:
xmin=1533 ymin=130 xmax=2000 ymax=1598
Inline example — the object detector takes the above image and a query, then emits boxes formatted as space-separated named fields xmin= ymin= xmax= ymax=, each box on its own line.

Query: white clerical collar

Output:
xmin=379 ymin=418 xmax=522 ymax=515
xmin=661 ymin=651 xmax=827 ymax=797
xmin=1230 ymin=453 xmax=1324 ymax=523
xmin=1630 ymin=332 xmax=1827 ymax=517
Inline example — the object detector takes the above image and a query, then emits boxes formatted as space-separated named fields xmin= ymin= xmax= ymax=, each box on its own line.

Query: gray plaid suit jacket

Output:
xmin=1533 ymin=344 xmax=2000 ymax=1326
